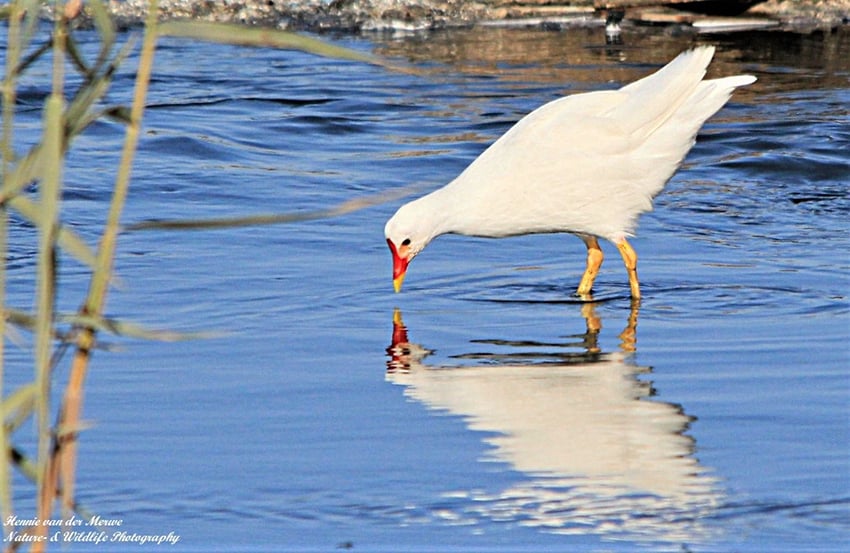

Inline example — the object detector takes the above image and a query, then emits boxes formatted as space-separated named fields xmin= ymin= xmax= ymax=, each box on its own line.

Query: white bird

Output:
xmin=385 ymin=46 xmax=755 ymax=299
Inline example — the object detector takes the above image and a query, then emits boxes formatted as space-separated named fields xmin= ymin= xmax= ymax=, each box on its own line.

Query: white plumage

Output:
xmin=385 ymin=46 xmax=755 ymax=298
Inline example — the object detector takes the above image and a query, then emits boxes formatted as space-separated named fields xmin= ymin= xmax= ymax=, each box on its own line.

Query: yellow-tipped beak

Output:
xmin=387 ymin=238 xmax=410 ymax=294
xmin=393 ymin=273 xmax=405 ymax=293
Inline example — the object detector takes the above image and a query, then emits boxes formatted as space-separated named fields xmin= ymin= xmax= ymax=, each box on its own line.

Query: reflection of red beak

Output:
xmin=391 ymin=309 xmax=408 ymax=346
xmin=387 ymin=309 xmax=409 ymax=372
xmin=387 ymin=239 xmax=409 ymax=293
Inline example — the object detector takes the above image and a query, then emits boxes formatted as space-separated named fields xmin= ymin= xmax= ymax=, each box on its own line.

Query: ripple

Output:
xmin=457 ymin=281 xmax=627 ymax=305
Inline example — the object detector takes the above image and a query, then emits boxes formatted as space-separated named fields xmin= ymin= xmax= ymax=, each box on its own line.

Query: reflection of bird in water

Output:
xmin=384 ymin=46 xmax=755 ymax=298
xmin=386 ymin=305 xmax=721 ymax=542
xmin=604 ymin=8 xmax=625 ymax=43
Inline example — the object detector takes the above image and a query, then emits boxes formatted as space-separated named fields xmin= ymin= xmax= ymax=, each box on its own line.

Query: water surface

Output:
xmin=2 ymin=23 xmax=849 ymax=552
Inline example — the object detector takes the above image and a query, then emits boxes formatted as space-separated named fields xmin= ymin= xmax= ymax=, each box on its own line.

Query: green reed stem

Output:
xmin=53 ymin=0 xmax=161 ymax=525
xmin=91 ymin=1 xmax=158 ymax=303
xmin=0 ymin=0 xmax=24 ymax=532
xmin=34 ymin=4 xmax=69 ymax=540
xmin=33 ymin=92 xmax=64 ymax=544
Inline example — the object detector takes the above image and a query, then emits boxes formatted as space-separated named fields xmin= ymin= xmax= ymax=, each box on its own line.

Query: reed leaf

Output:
xmin=87 ymin=0 xmax=116 ymax=49
xmin=1 ymin=3 xmax=22 ymax=165
xmin=127 ymin=183 xmax=425 ymax=231
xmin=5 ymin=307 xmax=213 ymax=343
xmin=4 ymin=307 xmax=37 ymax=331
xmin=63 ymin=314 xmax=220 ymax=342
xmin=158 ymin=20 xmax=376 ymax=65
xmin=84 ymin=0 xmax=116 ymax=70
xmin=4 ymin=307 xmax=72 ymax=342
xmin=1 ymin=383 xmax=36 ymax=434
xmin=54 ymin=420 xmax=94 ymax=440
xmin=13 ymin=37 xmax=52 ymax=77
xmin=66 ymin=33 xmax=94 ymax=79
xmin=2 ymin=0 xmax=47 ymax=80
xmin=0 ymin=31 xmax=134 ymax=273
xmin=71 ymin=105 xmax=133 ymax=137
xmin=0 ymin=142 xmax=42 ymax=201
xmin=8 ymin=446 xmax=37 ymax=486
xmin=0 ymin=143 xmax=100 ymax=271
xmin=2 ymin=38 xmax=129 ymax=194
xmin=6 ymin=195 xmax=98 ymax=268
xmin=8 ymin=446 xmax=98 ymax=523
xmin=64 ymin=39 xmax=135 ymax=137
xmin=18 ymin=0 xmax=42 ymax=51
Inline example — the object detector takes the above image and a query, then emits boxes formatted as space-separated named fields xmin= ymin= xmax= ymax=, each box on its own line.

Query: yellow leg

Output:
xmin=616 ymin=239 xmax=640 ymax=299
xmin=576 ymin=235 xmax=604 ymax=297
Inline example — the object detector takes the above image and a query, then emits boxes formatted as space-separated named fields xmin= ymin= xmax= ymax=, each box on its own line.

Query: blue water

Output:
xmin=2 ymin=23 xmax=849 ymax=552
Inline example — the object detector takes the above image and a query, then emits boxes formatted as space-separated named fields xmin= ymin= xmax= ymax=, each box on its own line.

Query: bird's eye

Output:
xmin=401 ymin=238 xmax=411 ymax=246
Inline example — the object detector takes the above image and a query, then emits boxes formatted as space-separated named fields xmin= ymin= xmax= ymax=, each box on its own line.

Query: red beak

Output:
xmin=387 ymin=239 xmax=409 ymax=293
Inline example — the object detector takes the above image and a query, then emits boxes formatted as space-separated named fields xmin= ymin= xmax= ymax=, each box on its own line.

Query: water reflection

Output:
xmin=386 ymin=305 xmax=722 ymax=542
xmin=374 ymin=25 xmax=850 ymax=92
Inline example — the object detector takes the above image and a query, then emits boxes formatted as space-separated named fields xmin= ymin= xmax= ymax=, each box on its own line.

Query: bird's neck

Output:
xmin=408 ymin=184 xmax=464 ymax=241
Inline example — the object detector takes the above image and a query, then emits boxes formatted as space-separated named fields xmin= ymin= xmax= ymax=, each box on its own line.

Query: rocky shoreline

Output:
xmin=56 ymin=0 xmax=850 ymax=33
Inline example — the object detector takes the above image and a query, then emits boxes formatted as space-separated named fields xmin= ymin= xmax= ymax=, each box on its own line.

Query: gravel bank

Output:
xmin=69 ymin=0 xmax=850 ymax=33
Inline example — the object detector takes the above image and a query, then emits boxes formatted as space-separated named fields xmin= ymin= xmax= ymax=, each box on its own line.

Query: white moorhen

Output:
xmin=385 ymin=46 xmax=755 ymax=299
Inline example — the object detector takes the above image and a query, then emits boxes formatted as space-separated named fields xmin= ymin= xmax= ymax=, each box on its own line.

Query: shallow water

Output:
xmin=2 ymin=23 xmax=849 ymax=552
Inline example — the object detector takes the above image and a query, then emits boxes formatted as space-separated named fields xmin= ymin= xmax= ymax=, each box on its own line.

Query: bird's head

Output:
xmin=384 ymin=202 xmax=436 ymax=293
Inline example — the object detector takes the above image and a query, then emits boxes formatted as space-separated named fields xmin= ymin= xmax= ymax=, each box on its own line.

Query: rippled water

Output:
xmin=3 ymin=23 xmax=849 ymax=552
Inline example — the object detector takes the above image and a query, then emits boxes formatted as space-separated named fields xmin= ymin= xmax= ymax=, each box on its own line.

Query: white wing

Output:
xmin=438 ymin=46 xmax=755 ymax=241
